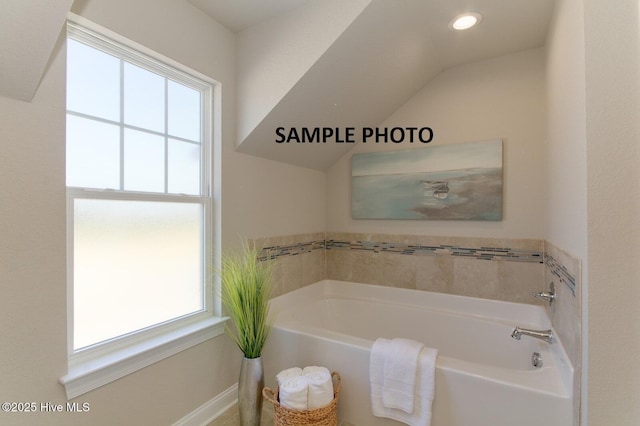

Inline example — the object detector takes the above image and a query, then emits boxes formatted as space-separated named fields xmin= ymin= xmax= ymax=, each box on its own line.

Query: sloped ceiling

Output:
xmin=0 ymin=0 xmax=74 ymax=101
xmin=236 ymin=0 xmax=442 ymax=170
xmin=190 ymin=0 xmax=555 ymax=171
xmin=188 ymin=0 xmax=315 ymax=33
xmin=234 ymin=0 xmax=373 ymax=156
xmin=0 ymin=0 xmax=556 ymax=170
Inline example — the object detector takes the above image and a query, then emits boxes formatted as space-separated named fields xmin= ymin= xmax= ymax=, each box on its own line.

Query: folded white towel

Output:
xmin=304 ymin=370 xmax=334 ymax=409
xmin=370 ymin=338 xmax=390 ymax=387
xmin=302 ymin=365 xmax=330 ymax=376
xmin=279 ymin=376 xmax=309 ymax=410
xmin=370 ymin=338 xmax=439 ymax=426
xmin=383 ymin=338 xmax=424 ymax=413
xmin=370 ymin=338 xmax=391 ymax=413
xmin=276 ymin=367 xmax=303 ymax=387
xmin=417 ymin=347 xmax=438 ymax=402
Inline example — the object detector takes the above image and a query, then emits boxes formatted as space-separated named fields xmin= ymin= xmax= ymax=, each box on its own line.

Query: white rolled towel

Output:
xmin=302 ymin=365 xmax=330 ymax=376
xmin=303 ymin=366 xmax=334 ymax=409
xmin=279 ymin=376 xmax=309 ymax=410
xmin=276 ymin=367 xmax=303 ymax=387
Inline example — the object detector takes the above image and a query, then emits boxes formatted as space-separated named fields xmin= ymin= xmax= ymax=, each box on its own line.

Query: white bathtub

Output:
xmin=262 ymin=280 xmax=573 ymax=426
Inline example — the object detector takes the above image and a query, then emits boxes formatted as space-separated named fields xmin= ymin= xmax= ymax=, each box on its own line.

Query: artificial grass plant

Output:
xmin=219 ymin=244 xmax=273 ymax=359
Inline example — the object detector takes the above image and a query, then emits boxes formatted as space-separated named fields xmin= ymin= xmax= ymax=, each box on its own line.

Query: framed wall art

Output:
xmin=351 ymin=139 xmax=503 ymax=220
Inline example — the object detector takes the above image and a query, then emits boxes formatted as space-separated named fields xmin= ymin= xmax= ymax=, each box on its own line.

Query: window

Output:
xmin=61 ymin=18 xmax=223 ymax=399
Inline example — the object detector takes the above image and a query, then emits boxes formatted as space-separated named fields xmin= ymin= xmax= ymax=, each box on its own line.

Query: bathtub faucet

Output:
xmin=511 ymin=326 xmax=554 ymax=344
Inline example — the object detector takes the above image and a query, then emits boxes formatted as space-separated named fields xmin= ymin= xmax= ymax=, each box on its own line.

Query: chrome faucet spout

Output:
xmin=511 ymin=326 xmax=554 ymax=344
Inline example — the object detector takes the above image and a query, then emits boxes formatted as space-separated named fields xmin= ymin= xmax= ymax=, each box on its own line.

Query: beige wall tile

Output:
xmin=545 ymin=240 xmax=580 ymax=284
xmin=453 ymin=257 xmax=499 ymax=300
xmin=302 ymin=249 xmax=326 ymax=286
xmin=326 ymin=249 xmax=352 ymax=281
xmin=498 ymin=261 xmax=545 ymax=304
xmin=279 ymin=255 xmax=303 ymax=294
xmin=544 ymin=242 xmax=581 ymax=362
xmin=351 ymin=251 xmax=383 ymax=285
xmin=268 ymin=258 xmax=284 ymax=298
xmin=415 ymin=254 xmax=454 ymax=294
xmin=544 ymin=240 xmax=581 ymax=426
xmin=382 ymin=253 xmax=416 ymax=289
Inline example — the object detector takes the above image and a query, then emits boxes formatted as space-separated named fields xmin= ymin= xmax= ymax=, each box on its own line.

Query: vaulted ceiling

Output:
xmin=0 ymin=0 xmax=74 ymax=101
xmin=1 ymin=0 xmax=556 ymax=170
xmin=190 ymin=0 xmax=556 ymax=170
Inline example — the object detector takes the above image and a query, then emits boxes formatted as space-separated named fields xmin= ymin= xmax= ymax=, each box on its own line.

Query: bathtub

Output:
xmin=262 ymin=280 xmax=573 ymax=426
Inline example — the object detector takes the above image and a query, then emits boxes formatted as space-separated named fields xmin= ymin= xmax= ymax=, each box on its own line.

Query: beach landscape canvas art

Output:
xmin=351 ymin=139 xmax=503 ymax=220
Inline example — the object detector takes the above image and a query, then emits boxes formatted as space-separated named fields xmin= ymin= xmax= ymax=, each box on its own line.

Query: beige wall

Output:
xmin=327 ymin=47 xmax=547 ymax=239
xmin=546 ymin=0 xmax=640 ymax=424
xmin=583 ymin=0 xmax=640 ymax=424
xmin=544 ymin=0 xmax=587 ymax=424
xmin=221 ymin=153 xmax=326 ymax=245
xmin=0 ymin=33 xmax=69 ymax=426
xmin=0 ymin=0 xmax=325 ymax=424
xmin=545 ymin=0 xmax=588 ymax=262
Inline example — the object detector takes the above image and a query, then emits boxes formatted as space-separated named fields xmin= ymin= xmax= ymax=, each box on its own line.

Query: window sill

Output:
xmin=59 ymin=316 xmax=228 ymax=399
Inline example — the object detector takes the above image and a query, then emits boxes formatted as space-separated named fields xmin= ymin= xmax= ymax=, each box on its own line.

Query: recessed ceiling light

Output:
xmin=449 ymin=12 xmax=482 ymax=31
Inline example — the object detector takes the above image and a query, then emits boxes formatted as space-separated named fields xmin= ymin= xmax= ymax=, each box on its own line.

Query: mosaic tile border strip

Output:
xmin=544 ymin=253 xmax=576 ymax=296
xmin=257 ymin=240 xmax=325 ymax=261
xmin=325 ymin=239 xmax=544 ymax=263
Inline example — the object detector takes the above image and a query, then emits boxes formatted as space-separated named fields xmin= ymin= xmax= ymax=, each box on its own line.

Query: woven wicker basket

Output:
xmin=262 ymin=371 xmax=341 ymax=426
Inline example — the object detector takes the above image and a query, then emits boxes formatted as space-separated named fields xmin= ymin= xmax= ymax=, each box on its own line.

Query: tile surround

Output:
xmin=251 ymin=233 xmax=326 ymax=297
xmin=251 ymin=232 xmax=554 ymax=303
xmin=251 ymin=233 xmax=579 ymax=359
xmin=544 ymin=251 xmax=577 ymax=296
xmin=256 ymin=239 xmax=325 ymax=261
xmin=325 ymin=233 xmax=546 ymax=304
xmin=250 ymin=232 xmax=582 ymax=425
xmin=544 ymin=241 xmax=581 ymax=426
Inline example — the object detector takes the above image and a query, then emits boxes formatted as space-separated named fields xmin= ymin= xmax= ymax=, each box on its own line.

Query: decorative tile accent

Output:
xmin=252 ymin=233 xmax=576 ymax=305
xmin=257 ymin=240 xmax=325 ymax=261
xmin=544 ymin=252 xmax=576 ymax=296
xmin=325 ymin=239 xmax=543 ymax=263
xmin=543 ymin=241 xmax=581 ymax=426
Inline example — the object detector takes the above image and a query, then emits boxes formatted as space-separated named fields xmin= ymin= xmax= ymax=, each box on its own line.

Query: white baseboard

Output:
xmin=172 ymin=383 xmax=238 ymax=426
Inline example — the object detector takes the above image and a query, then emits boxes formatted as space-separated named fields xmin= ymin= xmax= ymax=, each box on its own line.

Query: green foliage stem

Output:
xmin=219 ymin=245 xmax=273 ymax=359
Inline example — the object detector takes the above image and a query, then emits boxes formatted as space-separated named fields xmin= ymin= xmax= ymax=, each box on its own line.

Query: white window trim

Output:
xmin=61 ymin=14 xmax=225 ymax=399
xmin=60 ymin=316 xmax=226 ymax=399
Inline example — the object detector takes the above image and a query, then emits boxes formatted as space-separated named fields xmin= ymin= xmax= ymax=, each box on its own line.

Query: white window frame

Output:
xmin=60 ymin=15 xmax=225 ymax=399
